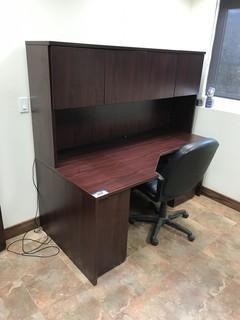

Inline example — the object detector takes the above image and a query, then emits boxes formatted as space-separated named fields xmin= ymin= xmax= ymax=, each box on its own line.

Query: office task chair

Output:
xmin=130 ymin=138 xmax=219 ymax=245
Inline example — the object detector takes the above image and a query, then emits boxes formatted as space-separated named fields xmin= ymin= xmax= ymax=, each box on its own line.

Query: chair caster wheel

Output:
xmin=150 ymin=238 xmax=159 ymax=246
xmin=182 ymin=212 xmax=189 ymax=218
xmin=188 ymin=234 xmax=195 ymax=242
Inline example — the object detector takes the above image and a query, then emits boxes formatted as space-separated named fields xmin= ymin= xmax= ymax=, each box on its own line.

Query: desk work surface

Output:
xmin=57 ymin=132 xmax=206 ymax=197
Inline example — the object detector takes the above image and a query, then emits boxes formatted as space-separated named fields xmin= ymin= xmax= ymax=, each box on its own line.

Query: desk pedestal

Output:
xmin=37 ymin=161 xmax=130 ymax=285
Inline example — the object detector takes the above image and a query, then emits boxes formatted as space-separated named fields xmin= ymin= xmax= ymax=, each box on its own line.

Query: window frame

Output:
xmin=207 ymin=0 xmax=240 ymax=101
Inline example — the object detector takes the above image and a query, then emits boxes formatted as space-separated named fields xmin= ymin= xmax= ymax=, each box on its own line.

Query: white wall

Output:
xmin=193 ymin=107 xmax=240 ymax=201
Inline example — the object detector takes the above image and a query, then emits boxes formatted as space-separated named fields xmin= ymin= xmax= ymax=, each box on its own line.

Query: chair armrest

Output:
xmin=155 ymin=174 xmax=165 ymax=202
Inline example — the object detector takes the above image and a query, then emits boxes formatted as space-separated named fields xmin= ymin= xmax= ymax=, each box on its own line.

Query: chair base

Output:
xmin=129 ymin=203 xmax=195 ymax=246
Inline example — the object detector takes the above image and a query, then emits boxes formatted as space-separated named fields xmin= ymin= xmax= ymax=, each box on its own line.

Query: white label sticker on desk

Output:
xmin=92 ymin=190 xmax=109 ymax=198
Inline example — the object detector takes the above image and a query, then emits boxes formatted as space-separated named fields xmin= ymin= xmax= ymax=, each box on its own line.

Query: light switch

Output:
xmin=18 ymin=97 xmax=30 ymax=113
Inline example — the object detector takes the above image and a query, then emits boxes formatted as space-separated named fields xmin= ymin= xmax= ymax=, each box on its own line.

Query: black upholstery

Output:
xmin=159 ymin=139 xmax=219 ymax=201
xmin=138 ymin=179 xmax=158 ymax=201
xmin=130 ymin=138 xmax=219 ymax=245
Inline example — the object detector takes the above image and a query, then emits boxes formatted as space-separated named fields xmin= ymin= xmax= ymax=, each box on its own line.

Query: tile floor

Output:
xmin=0 ymin=195 xmax=240 ymax=320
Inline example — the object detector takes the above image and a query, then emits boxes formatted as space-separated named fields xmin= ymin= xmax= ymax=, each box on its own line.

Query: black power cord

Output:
xmin=7 ymin=160 xmax=60 ymax=258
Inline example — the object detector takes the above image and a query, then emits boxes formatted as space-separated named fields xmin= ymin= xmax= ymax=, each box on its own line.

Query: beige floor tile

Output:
xmin=203 ymin=238 xmax=240 ymax=275
xmin=196 ymin=196 xmax=240 ymax=225
xmin=24 ymin=311 xmax=46 ymax=320
xmin=42 ymin=290 xmax=111 ymax=320
xmin=117 ymin=271 xmax=208 ymax=320
xmin=127 ymin=223 xmax=151 ymax=256
xmin=180 ymin=251 xmax=231 ymax=297
xmin=1 ymin=195 xmax=240 ymax=320
xmin=0 ymin=281 xmax=38 ymax=320
xmin=198 ymin=279 xmax=240 ymax=320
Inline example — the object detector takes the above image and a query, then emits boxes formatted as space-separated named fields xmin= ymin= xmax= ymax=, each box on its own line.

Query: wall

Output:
xmin=0 ymin=0 xmax=194 ymax=228
xmin=193 ymin=107 xmax=240 ymax=201
xmin=0 ymin=0 xmax=237 ymax=229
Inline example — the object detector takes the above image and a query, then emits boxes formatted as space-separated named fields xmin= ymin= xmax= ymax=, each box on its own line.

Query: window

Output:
xmin=207 ymin=0 xmax=240 ymax=100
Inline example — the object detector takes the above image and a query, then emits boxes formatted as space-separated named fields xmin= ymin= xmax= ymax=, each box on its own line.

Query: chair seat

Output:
xmin=138 ymin=178 xmax=159 ymax=200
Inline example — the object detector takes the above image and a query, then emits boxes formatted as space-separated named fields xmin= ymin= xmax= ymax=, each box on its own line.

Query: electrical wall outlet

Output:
xmin=18 ymin=97 xmax=30 ymax=113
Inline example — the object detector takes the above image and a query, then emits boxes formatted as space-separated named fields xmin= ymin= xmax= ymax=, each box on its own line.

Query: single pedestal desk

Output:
xmin=26 ymin=41 xmax=205 ymax=284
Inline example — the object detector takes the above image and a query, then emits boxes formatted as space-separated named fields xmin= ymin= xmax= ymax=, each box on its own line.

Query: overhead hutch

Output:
xmin=26 ymin=41 xmax=205 ymax=284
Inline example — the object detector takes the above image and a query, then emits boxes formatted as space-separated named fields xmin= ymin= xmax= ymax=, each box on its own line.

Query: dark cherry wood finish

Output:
xmin=148 ymin=52 xmax=177 ymax=99
xmin=4 ymin=217 xmax=39 ymax=240
xmin=105 ymin=51 xmax=177 ymax=104
xmin=37 ymin=161 xmax=130 ymax=284
xmin=54 ymin=95 xmax=196 ymax=153
xmin=26 ymin=45 xmax=56 ymax=166
xmin=0 ymin=207 xmax=6 ymax=251
xmin=55 ymin=98 xmax=173 ymax=151
xmin=202 ymin=187 xmax=240 ymax=212
xmin=174 ymin=53 xmax=204 ymax=97
xmin=105 ymin=50 xmax=149 ymax=104
xmin=96 ymin=190 xmax=130 ymax=276
xmin=26 ymin=41 xmax=205 ymax=285
xmin=57 ymin=132 xmax=205 ymax=196
xmin=171 ymin=95 xmax=197 ymax=132
xmin=26 ymin=41 xmax=205 ymax=55
xmin=37 ymin=161 xmax=97 ymax=284
xmin=50 ymin=46 xmax=105 ymax=109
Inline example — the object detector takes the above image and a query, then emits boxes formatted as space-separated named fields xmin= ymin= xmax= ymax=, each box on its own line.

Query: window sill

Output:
xmin=198 ymin=97 xmax=240 ymax=115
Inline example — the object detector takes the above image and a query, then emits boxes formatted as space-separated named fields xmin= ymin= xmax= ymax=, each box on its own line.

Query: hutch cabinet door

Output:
xmin=174 ymin=53 xmax=204 ymax=97
xmin=105 ymin=50 xmax=177 ymax=104
xmin=148 ymin=52 xmax=177 ymax=99
xmin=105 ymin=50 xmax=150 ymax=104
xmin=50 ymin=46 xmax=105 ymax=109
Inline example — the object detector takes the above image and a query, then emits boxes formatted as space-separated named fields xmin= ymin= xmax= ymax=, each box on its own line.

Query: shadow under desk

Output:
xmin=36 ymin=131 xmax=206 ymax=285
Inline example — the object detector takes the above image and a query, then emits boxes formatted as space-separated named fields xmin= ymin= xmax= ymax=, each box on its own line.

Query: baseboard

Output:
xmin=4 ymin=217 xmax=40 ymax=240
xmin=201 ymin=187 xmax=240 ymax=212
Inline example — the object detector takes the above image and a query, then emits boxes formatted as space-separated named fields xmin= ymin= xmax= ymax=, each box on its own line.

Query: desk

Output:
xmin=37 ymin=132 xmax=205 ymax=285
xmin=26 ymin=41 xmax=205 ymax=285
xmin=58 ymin=132 xmax=204 ymax=196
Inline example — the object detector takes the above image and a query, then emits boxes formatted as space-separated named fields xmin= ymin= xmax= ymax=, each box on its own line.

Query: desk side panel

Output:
xmin=96 ymin=190 xmax=130 ymax=277
xmin=36 ymin=161 xmax=97 ymax=284
xmin=174 ymin=53 xmax=204 ymax=97
xmin=26 ymin=44 xmax=56 ymax=167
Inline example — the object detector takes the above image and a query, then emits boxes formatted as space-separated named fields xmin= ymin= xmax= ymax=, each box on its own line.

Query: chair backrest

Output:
xmin=158 ymin=138 xmax=219 ymax=200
